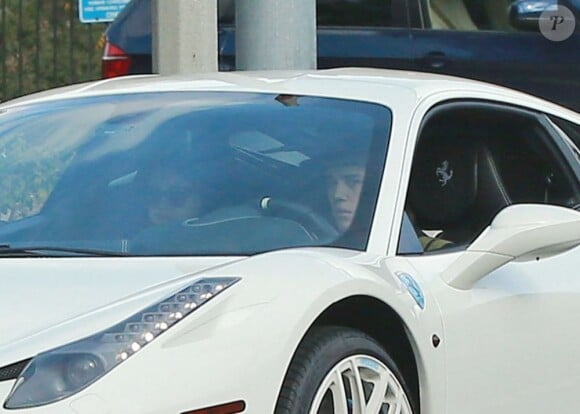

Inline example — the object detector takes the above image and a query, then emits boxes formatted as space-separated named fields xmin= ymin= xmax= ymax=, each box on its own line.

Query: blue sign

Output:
xmin=79 ymin=0 xmax=131 ymax=23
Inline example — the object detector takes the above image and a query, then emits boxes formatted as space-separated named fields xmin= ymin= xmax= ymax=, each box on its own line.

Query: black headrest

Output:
xmin=408 ymin=134 xmax=510 ymax=230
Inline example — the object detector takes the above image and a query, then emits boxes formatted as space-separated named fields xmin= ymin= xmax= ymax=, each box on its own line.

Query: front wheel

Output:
xmin=275 ymin=326 xmax=416 ymax=414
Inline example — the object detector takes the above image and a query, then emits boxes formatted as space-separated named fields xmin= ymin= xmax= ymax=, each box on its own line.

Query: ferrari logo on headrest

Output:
xmin=436 ymin=160 xmax=454 ymax=187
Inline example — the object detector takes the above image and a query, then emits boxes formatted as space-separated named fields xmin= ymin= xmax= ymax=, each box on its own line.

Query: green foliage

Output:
xmin=0 ymin=0 xmax=107 ymax=101
xmin=0 ymin=131 xmax=75 ymax=221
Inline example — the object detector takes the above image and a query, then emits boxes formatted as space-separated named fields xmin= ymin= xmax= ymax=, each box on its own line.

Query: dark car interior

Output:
xmin=403 ymin=102 xmax=580 ymax=251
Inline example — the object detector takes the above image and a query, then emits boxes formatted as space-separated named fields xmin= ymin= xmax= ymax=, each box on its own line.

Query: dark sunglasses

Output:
xmin=148 ymin=187 xmax=192 ymax=206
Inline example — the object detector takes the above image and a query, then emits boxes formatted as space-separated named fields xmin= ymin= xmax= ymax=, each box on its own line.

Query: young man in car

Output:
xmin=324 ymin=152 xmax=451 ymax=252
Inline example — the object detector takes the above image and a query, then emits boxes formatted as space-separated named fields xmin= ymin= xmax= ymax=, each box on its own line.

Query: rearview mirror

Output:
xmin=442 ymin=204 xmax=580 ymax=290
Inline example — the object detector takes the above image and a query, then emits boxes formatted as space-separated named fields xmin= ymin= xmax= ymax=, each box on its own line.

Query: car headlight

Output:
xmin=4 ymin=277 xmax=239 ymax=409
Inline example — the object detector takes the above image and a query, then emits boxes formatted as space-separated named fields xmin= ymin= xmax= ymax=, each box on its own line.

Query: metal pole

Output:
xmin=152 ymin=0 xmax=218 ymax=75
xmin=236 ymin=0 xmax=317 ymax=71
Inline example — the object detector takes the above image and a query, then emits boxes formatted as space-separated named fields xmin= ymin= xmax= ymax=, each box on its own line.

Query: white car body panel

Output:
xmin=408 ymin=245 xmax=580 ymax=414
xmin=0 ymin=68 xmax=578 ymax=413
xmin=0 ymin=250 xmax=446 ymax=413
xmin=0 ymin=258 xmax=240 ymax=345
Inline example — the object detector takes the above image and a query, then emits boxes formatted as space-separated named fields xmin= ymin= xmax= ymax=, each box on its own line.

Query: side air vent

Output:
xmin=0 ymin=359 xmax=32 ymax=382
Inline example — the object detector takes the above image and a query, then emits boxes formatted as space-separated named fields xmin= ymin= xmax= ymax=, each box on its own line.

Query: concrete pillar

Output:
xmin=236 ymin=0 xmax=317 ymax=70
xmin=152 ymin=0 xmax=218 ymax=75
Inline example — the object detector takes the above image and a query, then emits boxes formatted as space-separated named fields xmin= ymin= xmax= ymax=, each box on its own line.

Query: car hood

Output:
xmin=0 ymin=256 xmax=241 ymax=364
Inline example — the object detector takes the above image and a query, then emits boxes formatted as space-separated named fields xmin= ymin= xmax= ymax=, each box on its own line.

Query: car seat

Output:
xmin=428 ymin=0 xmax=478 ymax=30
xmin=407 ymin=132 xmax=511 ymax=245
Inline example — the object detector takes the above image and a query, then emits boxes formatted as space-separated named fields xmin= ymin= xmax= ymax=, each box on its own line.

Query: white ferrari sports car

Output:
xmin=0 ymin=68 xmax=579 ymax=414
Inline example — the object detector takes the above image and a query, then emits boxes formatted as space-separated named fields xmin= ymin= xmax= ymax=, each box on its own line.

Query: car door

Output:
xmin=316 ymin=0 xmax=415 ymax=70
xmin=210 ymin=0 xmax=417 ymax=73
xmin=407 ymin=0 xmax=580 ymax=111
xmin=395 ymin=100 xmax=580 ymax=413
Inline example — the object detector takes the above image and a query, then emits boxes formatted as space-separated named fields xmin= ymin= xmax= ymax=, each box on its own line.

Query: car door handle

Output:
xmin=421 ymin=51 xmax=448 ymax=69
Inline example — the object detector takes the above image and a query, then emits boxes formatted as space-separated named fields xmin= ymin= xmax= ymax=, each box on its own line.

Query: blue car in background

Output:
xmin=102 ymin=0 xmax=580 ymax=111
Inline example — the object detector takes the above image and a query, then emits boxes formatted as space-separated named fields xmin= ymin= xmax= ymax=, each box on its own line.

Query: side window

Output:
xmin=422 ymin=0 xmax=539 ymax=32
xmin=220 ymin=0 xmax=405 ymax=28
xmin=552 ymin=117 xmax=580 ymax=155
xmin=398 ymin=103 xmax=580 ymax=254
xmin=218 ymin=0 xmax=235 ymax=23
xmin=317 ymin=0 xmax=402 ymax=27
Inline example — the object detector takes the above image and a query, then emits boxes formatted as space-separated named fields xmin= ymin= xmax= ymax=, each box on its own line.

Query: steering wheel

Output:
xmin=259 ymin=196 xmax=339 ymax=241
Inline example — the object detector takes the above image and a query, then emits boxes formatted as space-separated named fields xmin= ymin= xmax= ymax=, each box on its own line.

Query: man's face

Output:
xmin=147 ymin=169 xmax=201 ymax=225
xmin=326 ymin=164 xmax=365 ymax=232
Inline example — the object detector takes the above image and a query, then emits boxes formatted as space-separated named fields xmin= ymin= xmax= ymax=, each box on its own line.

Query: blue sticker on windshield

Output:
xmin=396 ymin=272 xmax=425 ymax=309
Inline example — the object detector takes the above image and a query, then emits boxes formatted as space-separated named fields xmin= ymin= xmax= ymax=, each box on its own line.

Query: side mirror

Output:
xmin=509 ymin=0 xmax=557 ymax=31
xmin=442 ymin=204 xmax=580 ymax=290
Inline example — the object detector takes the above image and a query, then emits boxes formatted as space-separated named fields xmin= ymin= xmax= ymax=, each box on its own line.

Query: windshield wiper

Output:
xmin=0 ymin=245 xmax=131 ymax=257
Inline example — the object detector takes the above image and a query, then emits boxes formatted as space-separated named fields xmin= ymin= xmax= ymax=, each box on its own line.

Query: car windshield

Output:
xmin=0 ymin=92 xmax=391 ymax=256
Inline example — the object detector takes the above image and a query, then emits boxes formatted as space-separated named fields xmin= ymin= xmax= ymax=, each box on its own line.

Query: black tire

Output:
xmin=275 ymin=326 xmax=416 ymax=414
